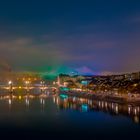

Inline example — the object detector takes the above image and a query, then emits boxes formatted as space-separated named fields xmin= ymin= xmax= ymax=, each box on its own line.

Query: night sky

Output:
xmin=0 ymin=0 xmax=140 ymax=75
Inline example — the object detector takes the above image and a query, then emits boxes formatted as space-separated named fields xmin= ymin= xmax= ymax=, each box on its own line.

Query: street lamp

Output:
xmin=8 ymin=81 xmax=12 ymax=85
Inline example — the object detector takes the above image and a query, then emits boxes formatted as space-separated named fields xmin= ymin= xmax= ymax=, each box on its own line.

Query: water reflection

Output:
xmin=54 ymin=95 xmax=140 ymax=124
xmin=25 ymin=98 xmax=30 ymax=106
xmin=0 ymin=93 xmax=140 ymax=124
xmin=40 ymin=98 xmax=45 ymax=105
xmin=40 ymin=98 xmax=45 ymax=112
xmin=8 ymin=98 xmax=12 ymax=105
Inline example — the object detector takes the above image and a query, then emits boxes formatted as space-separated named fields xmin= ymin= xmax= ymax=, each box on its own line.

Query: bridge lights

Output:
xmin=8 ymin=81 xmax=12 ymax=85
xmin=40 ymin=81 xmax=45 ymax=85
xmin=25 ymin=81 xmax=30 ymax=85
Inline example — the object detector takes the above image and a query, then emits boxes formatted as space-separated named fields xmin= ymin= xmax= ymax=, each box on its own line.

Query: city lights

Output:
xmin=8 ymin=81 xmax=12 ymax=85
xmin=0 ymin=0 xmax=140 ymax=138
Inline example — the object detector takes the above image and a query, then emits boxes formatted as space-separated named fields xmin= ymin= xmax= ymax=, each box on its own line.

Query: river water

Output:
xmin=0 ymin=94 xmax=140 ymax=140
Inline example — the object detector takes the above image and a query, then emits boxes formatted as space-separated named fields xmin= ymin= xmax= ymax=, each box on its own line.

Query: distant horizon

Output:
xmin=0 ymin=67 xmax=140 ymax=77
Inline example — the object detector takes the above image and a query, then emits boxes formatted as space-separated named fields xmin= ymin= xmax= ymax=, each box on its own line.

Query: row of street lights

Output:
xmin=8 ymin=80 xmax=46 ymax=93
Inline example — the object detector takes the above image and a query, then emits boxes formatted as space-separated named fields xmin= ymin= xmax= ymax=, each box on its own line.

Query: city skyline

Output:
xmin=0 ymin=0 xmax=140 ymax=75
xmin=0 ymin=1 xmax=140 ymax=138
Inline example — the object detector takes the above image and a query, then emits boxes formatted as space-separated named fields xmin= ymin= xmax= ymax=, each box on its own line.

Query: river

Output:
xmin=0 ymin=93 xmax=140 ymax=139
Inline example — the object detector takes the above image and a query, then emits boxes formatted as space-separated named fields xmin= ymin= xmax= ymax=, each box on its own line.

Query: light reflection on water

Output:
xmin=0 ymin=93 xmax=140 ymax=139
xmin=53 ymin=95 xmax=140 ymax=124
xmin=0 ymin=93 xmax=140 ymax=124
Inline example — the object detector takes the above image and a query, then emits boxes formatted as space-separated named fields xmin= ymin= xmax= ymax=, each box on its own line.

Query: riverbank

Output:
xmin=59 ymin=91 xmax=140 ymax=106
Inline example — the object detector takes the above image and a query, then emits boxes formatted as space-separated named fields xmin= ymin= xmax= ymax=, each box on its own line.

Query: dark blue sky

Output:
xmin=0 ymin=0 xmax=140 ymax=74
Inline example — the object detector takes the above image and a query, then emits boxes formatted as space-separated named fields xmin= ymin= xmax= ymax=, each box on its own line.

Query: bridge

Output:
xmin=0 ymin=84 xmax=59 ymax=94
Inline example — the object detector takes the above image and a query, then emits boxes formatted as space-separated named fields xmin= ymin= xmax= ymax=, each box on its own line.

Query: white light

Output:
xmin=8 ymin=99 xmax=11 ymax=105
xmin=40 ymin=98 xmax=43 ymax=104
xmin=8 ymin=81 xmax=12 ymax=85
xmin=128 ymin=106 xmax=131 ymax=114
xmin=115 ymin=105 xmax=118 ymax=114
xmin=99 ymin=101 xmax=101 ymax=107
xmin=134 ymin=108 xmax=137 ymax=115
xmin=53 ymin=97 xmax=56 ymax=103
xmin=25 ymin=99 xmax=29 ymax=106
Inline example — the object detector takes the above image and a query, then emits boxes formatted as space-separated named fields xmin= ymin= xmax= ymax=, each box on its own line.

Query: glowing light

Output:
xmin=19 ymin=96 xmax=22 ymax=100
xmin=112 ymin=103 xmax=114 ymax=109
xmin=25 ymin=81 xmax=30 ymax=84
xmin=99 ymin=101 xmax=101 ymax=107
xmin=134 ymin=108 xmax=137 ymax=115
xmin=59 ymin=94 xmax=68 ymax=99
xmin=56 ymin=97 xmax=59 ymax=105
xmin=133 ymin=84 xmax=137 ymax=87
xmin=81 ymin=81 xmax=88 ymax=85
xmin=88 ymin=100 xmax=92 ymax=106
xmin=134 ymin=116 xmax=139 ymax=124
xmin=128 ymin=106 xmax=131 ymax=114
xmin=8 ymin=81 xmax=12 ymax=85
xmin=115 ymin=104 xmax=119 ymax=114
xmin=25 ymin=99 xmax=29 ymax=106
xmin=53 ymin=97 xmax=56 ymax=103
xmin=40 ymin=98 xmax=45 ymax=105
xmin=8 ymin=99 xmax=11 ymax=105
xmin=81 ymin=104 xmax=88 ymax=112
xmin=105 ymin=102 xmax=108 ymax=108
xmin=73 ymin=97 xmax=76 ymax=102
xmin=60 ymin=87 xmax=70 ymax=91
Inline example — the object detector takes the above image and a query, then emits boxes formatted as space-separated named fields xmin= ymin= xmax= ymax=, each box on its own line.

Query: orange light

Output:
xmin=19 ymin=96 xmax=22 ymax=100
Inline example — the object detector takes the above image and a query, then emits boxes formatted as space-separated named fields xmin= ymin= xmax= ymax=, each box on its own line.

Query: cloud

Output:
xmin=0 ymin=21 xmax=140 ymax=74
xmin=0 ymin=37 xmax=63 ymax=71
